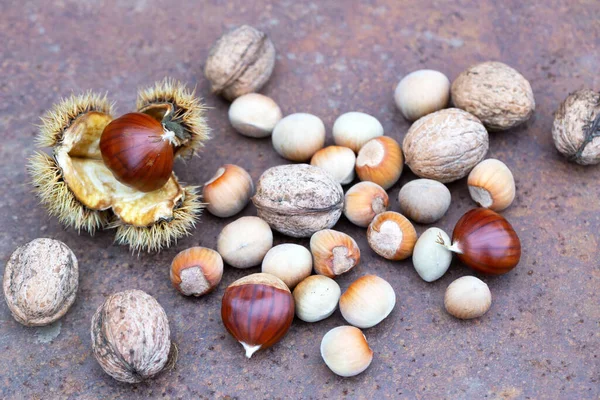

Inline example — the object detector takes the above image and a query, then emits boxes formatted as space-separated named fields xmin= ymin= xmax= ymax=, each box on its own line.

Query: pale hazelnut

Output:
xmin=332 ymin=112 xmax=384 ymax=153
xmin=272 ymin=113 xmax=325 ymax=161
xmin=343 ymin=181 xmax=389 ymax=227
xmin=451 ymin=61 xmax=535 ymax=131
xmin=412 ymin=228 xmax=452 ymax=282
xmin=170 ymin=247 xmax=224 ymax=296
xmin=203 ymin=164 xmax=254 ymax=218
xmin=444 ymin=276 xmax=492 ymax=319
xmin=204 ymin=25 xmax=276 ymax=101
xmin=310 ymin=146 xmax=356 ymax=185
xmin=293 ymin=275 xmax=341 ymax=322
xmin=367 ymin=211 xmax=417 ymax=260
xmin=261 ymin=244 xmax=313 ymax=289
xmin=320 ymin=326 xmax=373 ymax=377
xmin=339 ymin=274 xmax=396 ymax=328
xmin=402 ymin=108 xmax=489 ymax=183
xmin=310 ymin=229 xmax=360 ymax=278
xmin=394 ymin=69 xmax=450 ymax=121
xmin=355 ymin=136 xmax=403 ymax=189
xmin=228 ymin=93 xmax=282 ymax=138
xmin=398 ymin=179 xmax=451 ymax=224
xmin=217 ymin=216 xmax=273 ymax=268
xmin=468 ymin=159 xmax=515 ymax=211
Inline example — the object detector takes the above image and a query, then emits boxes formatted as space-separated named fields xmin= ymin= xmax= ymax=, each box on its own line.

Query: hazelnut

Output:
xmin=293 ymin=275 xmax=341 ymax=323
xmin=402 ymin=108 xmax=489 ymax=183
xmin=261 ymin=244 xmax=313 ymax=289
xmin=170 ymin=247 xmax=224 ymax=296
xmin=339 ymin=274 xmax=396 ymax=328
xmin=398 ymin=179 xmax=451 ymax=224
xmin=310 ymin=229 xmax=361 ymax=278
xmin=217 ymin=216 xmax=273 ymax=268
xmin=343 ymin=181 xmax=389 ymax=227
xmin=444 ymin=276 xmax=492 ymax=319
xmin=467 ymin=159 xmax=515 ymax=211
xmin=367 ymin=211 xmax=417 ymax=260
xmin=272 ymin=113 xmax=326 ymax=161
xmin=310 ymin=146 xmax=356 ymax=185
xmin=91 ymin=290 xmax=172 ymax=383
xmin=203 ymin=164 xmax=254 ymax=218
xmin=228 ymin=93 xmax=282 ymax=138
xmin=204 ymin=25 xmax=276 ymax=101
xmin=394 ymin=69 xmax=450 ymax=121
xmin=552 ymin=89 xmax=600 ymax=165
xmin=451 ymin=61 xmax=535 ymax=131
xmin=332 ymin=112 xmax=384 ymax=153
xmin=3 ymin=238 xmax=78 ymax=327
xmin=252 ymin=164 xmax=344 ymax=237
xmin=355 ymin=136 xmax=403 ymax=189
xmin=412 ymin=227 xmax=452 ymax=282
xmin=320 ymin=326 xmax=373 ymax=377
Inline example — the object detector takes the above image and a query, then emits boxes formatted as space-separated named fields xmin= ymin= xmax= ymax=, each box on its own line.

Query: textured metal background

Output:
xmin=1 ymin=1 xmax=599 ymax=399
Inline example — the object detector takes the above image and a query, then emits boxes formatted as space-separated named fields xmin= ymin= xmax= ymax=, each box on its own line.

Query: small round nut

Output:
xmin=170 ymin=247 xmax=224 ymax=296
xmin=412 ymin=227 xmax=452 ymax=282
xmin=320 ymin=326 xmax=373 ymax=377
xmin=272 ymin=113 xmax=326 ymax=161
xmin=355 ymin=136 xmax=404 ymax=190
xmin=343 ymin=181 xmax=388 ymax=228
xmin=394 ymin=69 xmax=450 ymax=121
xmin=310 ymin=146 xmax=356 ymax=185
xmin=204 ymin=25 xmax=276 ymax=101
xmin=332 ymin=112 xmax=384 ymax=153
xmin=398 ymin=179 xmax=451 ymax=224
xmin=367 ymin=211 xmax=417 ymax=260
xmin=91 ymin=289 xmax=171 ymax=383
xmin=339 ymin=274 xmax=395 ymax=329
xmin=203 ymin=164 xmax=254 ymax=218
xmin=402 ymin=108 xmax=489 ymax=183
xmin=310 ymin=229 xmax=360 ymax=278
xmin=451 ymin=61 xmax=535 ymax=131
xmin=3 ymin=238 xmax=78 ymax=326
xmin=552 ymin=89 xmax=600 ymax=165
xmin=261 ymin=244 xmax=313 ymax=289
xmin=217 ymin=216 xmax=273 ymax=268
xmin=467 ymin=159 xmax=515 ymax=211
xmin=444 ymin=276 xmax=492 ymax=319
xmin=252 ymin=164 xmax=344 ymax=237
xmin=228 ymin=93 xmax=282 ymax=138
xmin=293 ymin=275 xmax=341 ymax=323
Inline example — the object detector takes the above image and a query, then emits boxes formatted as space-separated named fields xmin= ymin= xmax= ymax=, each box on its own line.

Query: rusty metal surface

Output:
xmin=0 ymin=0 xmax=599 ymax=398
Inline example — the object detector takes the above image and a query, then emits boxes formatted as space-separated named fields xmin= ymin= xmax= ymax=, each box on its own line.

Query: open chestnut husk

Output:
xmin=27 ymin=79 xmax=209 ymax=251
xmin=221 ymin=273 xmax=294 ymax=358
xmin=440 ymin=208 xmax=521 ymax=275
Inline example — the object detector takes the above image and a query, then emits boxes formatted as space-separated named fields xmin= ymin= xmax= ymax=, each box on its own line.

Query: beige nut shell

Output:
xmin=310 ymin=229 xmax=361 ymax=278
xmin=343 ymin=181 xmax=389 ymax=227
xmin=467 ymin=159 xmax=515 ymax=211
xmin=3 ymin=238 xmax=78 ymax=327
xmin=367 ymin=211 xmax=417 ymax=260
xmin=339 ymin=274 xmax=396 ymax=328
xmin=402 ymin=108 xmax=489 ymax=183
xmin=320 ymin=326 xmax=373 ymax=377
xmin=451 ymin=61 xmax=535 ymax=131
xmin=444 ymin=276 xmax=492 ymax=319
xmin=170 ymin=247 xmax=224 ymax=296
xmin=355 ymin=136 xmax=404 ymax=190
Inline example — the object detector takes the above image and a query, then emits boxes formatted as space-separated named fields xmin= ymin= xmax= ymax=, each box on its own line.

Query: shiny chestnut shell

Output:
xmin=100 ymin=112 xmax=174 ymax=192
xmin=221 ymin=273 xmax=294 ymax=358
xmin=452 ymin=208 xmax=521 ymax=275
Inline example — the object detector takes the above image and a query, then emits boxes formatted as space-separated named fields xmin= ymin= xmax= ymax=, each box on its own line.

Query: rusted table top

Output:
xmin=1 ymin=1 xmax=598 ymax=399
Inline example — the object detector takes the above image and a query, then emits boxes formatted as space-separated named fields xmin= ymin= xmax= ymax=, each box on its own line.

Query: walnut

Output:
xmin=552 ymin=89 xmax=600 ymax=165
xmin=3 ymin=238 xmax=78 ymax=327
xmin=204 ymin=25 xmax=276 ymax=101
xmin=451 ymin=61 xmax=535 ymax=131
xmin=91 ymin=289 xmax=172 ymax=383
xmin=252 ymin=164 xmax=344 ymax=237
xmin=402 ymin=108 xmax=489 ymax=183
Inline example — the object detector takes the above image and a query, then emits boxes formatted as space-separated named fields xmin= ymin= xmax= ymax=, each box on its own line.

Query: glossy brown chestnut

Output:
xmin=100 ymin=112 xmax=175 ymax=192
xmin=221 ymin=273 xmax=295 ymax=358
xmin=446 ymin=208 xmax=521 ymax=275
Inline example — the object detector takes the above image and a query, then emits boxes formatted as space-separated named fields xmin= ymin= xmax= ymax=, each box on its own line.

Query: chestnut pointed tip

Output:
xmin=241 ymin=342 xmax=261 ymax=358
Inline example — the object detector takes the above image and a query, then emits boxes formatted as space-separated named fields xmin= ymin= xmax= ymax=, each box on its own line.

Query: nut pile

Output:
xmin=11 ymin=21 xmax=587 ymax=384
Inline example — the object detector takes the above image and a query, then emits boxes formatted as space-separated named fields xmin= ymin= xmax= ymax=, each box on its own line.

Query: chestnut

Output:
xmin=441 ymin=208 xmax=521 ymax=275
xmin=221 ymin=273 xmax=295 ymax=358
xmin=100 ymin=112 xmax=177 ymax=192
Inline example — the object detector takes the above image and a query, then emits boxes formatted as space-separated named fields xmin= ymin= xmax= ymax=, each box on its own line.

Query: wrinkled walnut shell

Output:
xmin=252 ymin=164 xmax=344 ymax=237
xmin=451 ymin=61 xmax=535 ymax=131
xmin=3 ymin=238 xmax=78 ymax=327
xmin=402 ymin=108 xmax=489 ymax=183
xmin=552 ymin=89 xmax=600 ymax=165
xmin=91 ymin=289 xmax=171 ymax=383
xmin=205 ymin=25 xmax=276 ymax=101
